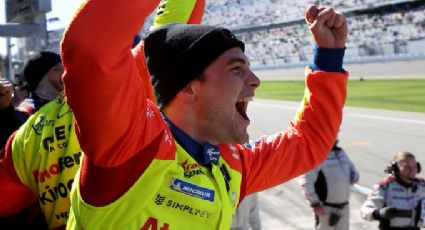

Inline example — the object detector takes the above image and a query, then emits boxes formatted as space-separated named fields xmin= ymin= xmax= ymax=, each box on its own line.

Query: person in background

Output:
xmin=231 ymin=193 xmax=262 ymax=230
xmin=300 ymin=138 xmax=359 ymax=229
xmin=0 ymin=95 xmax=77 ymax=230
xmin=61 ymin=0 xmax=348 ymax=228
xmin=24 ymin=51 xmax=63 ymax=113
xmin=361 ymin=151 xmax=425 ymax=230
xmin=10 ymin=74 xmax=31 ymax=112
xmin=0 ymin=77 xmax=21 ymax=150
xmin=0 ymin=52 xmax=63 ymax=149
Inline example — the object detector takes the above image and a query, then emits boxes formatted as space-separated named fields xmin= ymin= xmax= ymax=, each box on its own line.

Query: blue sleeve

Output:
xmin=309 ymin=45 xmax=346 ymax=73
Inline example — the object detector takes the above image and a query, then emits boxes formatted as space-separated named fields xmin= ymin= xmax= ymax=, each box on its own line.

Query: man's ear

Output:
xmin=176 ymin=83 xmax=196 ymax=103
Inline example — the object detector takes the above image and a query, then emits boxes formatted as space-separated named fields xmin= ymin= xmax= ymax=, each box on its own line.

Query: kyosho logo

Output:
xmin=180 ymin=160 xmax=205 ymax=178
xmin=39 ymin=178 xmax=74 ymax=205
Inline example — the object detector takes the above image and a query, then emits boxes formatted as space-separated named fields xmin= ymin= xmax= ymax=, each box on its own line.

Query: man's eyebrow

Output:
xmin=227 ymin=57 xmax=248 ymax=66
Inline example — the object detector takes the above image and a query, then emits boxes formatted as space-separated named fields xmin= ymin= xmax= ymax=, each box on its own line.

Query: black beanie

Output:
xmin=144 ymin=23 xmax=245 ymax=109
xmin=24 ymin=51 xmax=61 ymax=92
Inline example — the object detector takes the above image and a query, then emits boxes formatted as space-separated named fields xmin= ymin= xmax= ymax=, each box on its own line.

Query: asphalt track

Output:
xmin=247 ymin=99 xmax=425 ymax=229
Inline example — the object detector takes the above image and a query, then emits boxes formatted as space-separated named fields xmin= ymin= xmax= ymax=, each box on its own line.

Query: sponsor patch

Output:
xmin=169 ymin=178 xmax=215 ymax=202
xmin=153 ymin=194 xmax=213 ymax=219
xmin=391 ymin=187 xmax=404 ymax=192
xmin=180 ymin=160 xmax=205 ymax=178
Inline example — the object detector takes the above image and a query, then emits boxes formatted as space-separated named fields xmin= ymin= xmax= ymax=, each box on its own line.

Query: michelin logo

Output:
xmin=170 ymin=178 xmax=215 ymax=202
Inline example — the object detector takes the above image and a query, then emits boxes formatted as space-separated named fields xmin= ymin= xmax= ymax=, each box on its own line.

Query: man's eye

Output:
xmin=232 ymin=67 xmax=242 ymax=75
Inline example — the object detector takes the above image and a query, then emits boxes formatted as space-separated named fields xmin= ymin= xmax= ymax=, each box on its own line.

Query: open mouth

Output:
xmin=235 ymin=97 xmax=252 ymax=121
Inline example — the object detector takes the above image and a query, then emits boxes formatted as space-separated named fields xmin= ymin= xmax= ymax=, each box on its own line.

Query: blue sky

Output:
xmin=1 ymin=0 xmax=84 ymax=56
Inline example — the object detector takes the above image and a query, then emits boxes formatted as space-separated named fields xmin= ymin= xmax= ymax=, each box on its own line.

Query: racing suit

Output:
xmin=0 ymin=96 xmax=80 ymax=229
xmin=61 ymin=0 xmax=348 ymax=229
xmin=361 ymin=176 xmax=425 ymax=229
xmin=300 ymin=147 xmax=359 ymax=230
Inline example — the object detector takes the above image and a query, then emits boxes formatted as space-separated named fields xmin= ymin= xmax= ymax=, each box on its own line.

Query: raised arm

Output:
xmin=152 ymin=0 xmax=204 ymax=30
xmin=61 ymin=0 xmax=160 ymax=166
xmin=239 ymin=5 xmax=348 ymax=196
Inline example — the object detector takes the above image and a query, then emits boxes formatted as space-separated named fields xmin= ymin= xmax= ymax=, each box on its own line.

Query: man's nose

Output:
xmin=248 ymin=70 xmax=260 ymax=89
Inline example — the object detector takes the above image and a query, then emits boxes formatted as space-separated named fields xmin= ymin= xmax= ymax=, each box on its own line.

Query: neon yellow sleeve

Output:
xmin=151 ymin=0 xmax=203 ymax=30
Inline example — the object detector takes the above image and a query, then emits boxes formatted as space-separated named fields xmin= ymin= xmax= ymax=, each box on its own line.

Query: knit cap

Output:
xmin=144 ymin=23 xmax=245 ymax=109
xmin=24 ymin=51 xmax=61 ymax=92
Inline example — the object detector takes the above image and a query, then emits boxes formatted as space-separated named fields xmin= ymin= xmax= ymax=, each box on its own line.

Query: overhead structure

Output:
xmin=6 ymin=0 xmax=52 ymax=23
xmin=0 ymin=23 xmax=41 ymax=37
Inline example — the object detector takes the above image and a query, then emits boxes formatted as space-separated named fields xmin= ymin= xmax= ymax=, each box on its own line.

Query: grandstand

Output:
xmin=203 ymin=0 xmax=425 ymax=69
xmin=45 ymin=0 xmax=425 ymax=73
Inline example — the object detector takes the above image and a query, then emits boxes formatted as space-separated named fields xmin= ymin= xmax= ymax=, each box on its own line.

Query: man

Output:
xmin=61 ymin=0 xmax=348 ymax=228
xmin=0 ymin=95 xmax=79 ymax=229
xmin=300 ymin=139 xmax=359 ymax=229
xmin=0 ymin=77 xmax=20 ymax=148
xmin=23 ymin=51 xmax=64 ymax=113
xmin=0 ymin=52 xmax=63 ymax=148
xmin=361 ymin=151 xmax=425 ymax=229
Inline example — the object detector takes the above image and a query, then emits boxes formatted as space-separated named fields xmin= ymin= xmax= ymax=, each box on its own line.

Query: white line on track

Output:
xmin=353 ymin=184 xmax=373 ymax=196
xmin=348 ymin=113 xmax=425 ymax=125
xmin=251 ymin=100 xmax=422 ymax=196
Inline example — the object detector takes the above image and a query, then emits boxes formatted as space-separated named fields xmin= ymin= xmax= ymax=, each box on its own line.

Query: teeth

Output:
xmin=237 ymin=97 xmax=253 ymax=103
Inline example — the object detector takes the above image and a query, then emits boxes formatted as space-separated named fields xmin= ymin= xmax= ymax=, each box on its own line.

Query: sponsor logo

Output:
xmin=39 ymin=178 xmax=74 ymax=205
xmin=155 ymin=194 xmax=166 ymax=205
xmin=391 ymin=187 xmax=404 ymax=192
xmin=166 ymin=199 xmax=213 ymax=219
xmin=153 ymin=194 xmax=213 ymax=219
xmin=141 ymin=217 xmax=169 ymax=230
xmin=41 ymin=124 xmax=73 ymax=152
xmin=393 ymin=196 xmax=412 ymax=200
xmin=180 ymin=160 xmax=205 ymax=178
xmin=32 ymin=152 xmax=82 ymax=183
xmin=146 ymin=106 xmax=155 ymax=119
xmin=206 ymin=147 xmax=219 ymax=162
xmin=164 ymin=131 xmax=172 ymax=146
xmin=244 ymin=139 xmax=261 ymax=149
xmin=55 ymin=211 xmax=69 ymax=221
xmin=169 ymin=178 xmax=214 ymax=202
xmin=32 ymin=115 xmax=56 ymax=135
xmin=56 ymin=106 xmax=72 ymax=119
xmin=229 ymin=145 xmax=239 ymax=159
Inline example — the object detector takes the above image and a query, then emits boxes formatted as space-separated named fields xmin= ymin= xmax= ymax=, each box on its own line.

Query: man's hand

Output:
xmin=305 ymin=5 xmax=347 ymax=48
xmin=313 ymin=205 xmax=326 ymax=216
xmin=350 ymin=175 xmax=359 ymax=185
xmin=0 ymin=77 xmax=13 ymax=109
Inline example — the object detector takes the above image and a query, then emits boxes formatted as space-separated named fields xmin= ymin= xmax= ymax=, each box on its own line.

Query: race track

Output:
xmin=247 ymin=99 xmax=425 ymax=229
